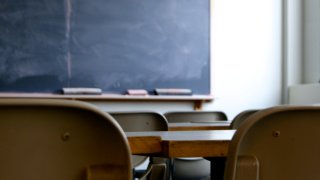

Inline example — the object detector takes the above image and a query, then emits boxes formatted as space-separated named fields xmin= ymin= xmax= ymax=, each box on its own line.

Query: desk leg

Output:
xmin=208 ymin=157 xmax=226 ymax=180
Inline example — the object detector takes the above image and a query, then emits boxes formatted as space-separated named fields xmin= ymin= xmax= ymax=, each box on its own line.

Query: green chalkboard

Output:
xmin=0 ymin=0 xmax=210 ymax=95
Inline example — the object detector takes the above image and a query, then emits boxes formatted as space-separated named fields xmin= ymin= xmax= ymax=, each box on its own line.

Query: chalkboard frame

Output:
xmin=0 ymin=93 xmax=214 ymax=110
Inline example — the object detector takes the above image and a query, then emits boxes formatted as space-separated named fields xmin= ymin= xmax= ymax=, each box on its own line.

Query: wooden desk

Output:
xmin=168 ymin=122 xmax=231 ymax=131
xmin=126 ymin=130 xmax=235 ymax=180
xmin=126 ymin=130 xmax=234 ymax=157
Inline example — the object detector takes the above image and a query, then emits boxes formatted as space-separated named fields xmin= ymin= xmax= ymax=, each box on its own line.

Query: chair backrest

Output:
xmin=230 ymin=110 xmax=259 ymax=129
xmin=109 ymin=112 xmax=168 ymax=167
xmin=110 ymin=112 xmax=168 ymax=132
xmin=224 ymin=106 xmax=320 ymax=180
xmin=164 ymin=111 xmax=228 ymax=123
xmin=0 ymin=99 xmax=131 ymax=180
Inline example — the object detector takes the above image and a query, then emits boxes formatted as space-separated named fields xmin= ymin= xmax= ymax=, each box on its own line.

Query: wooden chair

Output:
xmin=109 ymin=111 xmax=169 ymax=180
xmin=225 ymin=106 xmax=320 ymax=180
xmin=230 ymin=110 xmax=259 ymax=129
xmin=164 ymin=111 xmax=228 ymax=180
xmin=0 ymin=99 xmax=131 ymax=180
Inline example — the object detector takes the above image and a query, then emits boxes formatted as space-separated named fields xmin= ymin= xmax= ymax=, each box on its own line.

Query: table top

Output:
xmin=168 ymin=121 xmax=231 ymax=131
xmin=126 ymin=130 xmax=236 ymax=158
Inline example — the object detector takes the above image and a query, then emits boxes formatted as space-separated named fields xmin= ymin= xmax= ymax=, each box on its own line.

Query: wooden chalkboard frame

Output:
xmin=0 ymin=93 xmax=214 ymax=110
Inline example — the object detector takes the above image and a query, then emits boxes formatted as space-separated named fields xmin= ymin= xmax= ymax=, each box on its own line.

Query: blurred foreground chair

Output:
xmin=0 ymin=99 xmax=131 ymax=180
xmin=164 ymin=111 xmax=228 ymax=180
xmin=225 ymin=106 xmax=320 ymax=180
xmin=230 ymin=110 xmax=259 ymax=129
xmin=109 ymin=111 xmax=169 ymax=180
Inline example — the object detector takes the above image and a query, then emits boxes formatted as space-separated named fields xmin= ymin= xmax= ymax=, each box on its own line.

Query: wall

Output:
xmin=285 ymin=0 xmax=303 ymax=87
xmin=205 ymin=0 xmax=283 ymax=118
xmin=91 ymin=0 xmax=284 ymax=119
xmin=287 ymin=0 xmax=320 ymax=105
xmin=281 ymin=0 xmax=304 ymax=104
xmin=303 ymin=0 xmax=320 ymax=83
xmin=289 ymin=83 xmax=320 ymax=104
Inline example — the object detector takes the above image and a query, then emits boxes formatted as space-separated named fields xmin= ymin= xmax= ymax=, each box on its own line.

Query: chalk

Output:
xmin=154 ymin=88 xmax=192 ymax=95
xmin=61 ymin=87 xmax=102 ymax=95
xmin=127 ymin=89 xmax=148 ymax=96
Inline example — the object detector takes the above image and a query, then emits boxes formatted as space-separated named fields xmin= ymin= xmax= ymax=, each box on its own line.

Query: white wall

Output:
xmin=285 ymin=0 xmax=303 ymax=87
xmin=282 ymin=0 xmax=303 ymax=104
xmin=303 ymin=0 xmax=320 ymax=83
xmin=205 ymin=0 xmax=283 ymax=118
xmin=289 ymin=83 xmax=320 ymax=104
xmin=92 ymin=0 xmax=284 ymax=119
xmin=287 ymin=0 xmax=320 ymax=105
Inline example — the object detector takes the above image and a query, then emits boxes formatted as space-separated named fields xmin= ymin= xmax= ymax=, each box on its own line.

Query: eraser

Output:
xmin=127 ymin=89 xmax=148 ymax=96
xmin=62 ymin=87 xmax=102 ymax=95
xmin=154 ymin=88 xmax=192 ymax=95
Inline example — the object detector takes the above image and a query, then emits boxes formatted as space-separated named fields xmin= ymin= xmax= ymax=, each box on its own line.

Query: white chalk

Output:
xmin=127 ymin=89 xmax=148 ymax=96
xmin=62 ymin=87 xmax=102 ymax=95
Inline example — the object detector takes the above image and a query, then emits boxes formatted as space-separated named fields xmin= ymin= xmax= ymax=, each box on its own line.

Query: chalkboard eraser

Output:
xmin=154 ymin=88 xmax=192 ymax=96
xmin=61 ymin=88 xmax=102 ymax=95
xmin=127 ymin=89 xmax=148 ymax=96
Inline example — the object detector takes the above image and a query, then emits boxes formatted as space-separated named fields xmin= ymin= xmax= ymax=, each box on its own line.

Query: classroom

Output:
xmin=0 ymin=0 xmax=319 ymax=179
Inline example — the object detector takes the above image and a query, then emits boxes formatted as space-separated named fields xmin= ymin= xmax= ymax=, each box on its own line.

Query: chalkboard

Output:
xmin=0 ymin=0 xmax=210 ymax=95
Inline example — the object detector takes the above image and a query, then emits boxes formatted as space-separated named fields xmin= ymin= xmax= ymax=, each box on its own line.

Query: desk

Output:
xmin=126 ymin=130 xmax=235 ymax=180
xmin=168 ymin=122 xmax=231 ymax=131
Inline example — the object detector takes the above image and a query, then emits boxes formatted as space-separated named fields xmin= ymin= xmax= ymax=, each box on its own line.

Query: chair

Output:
xmin=164 ymin=111 xmax=228 ymax=123
xmin=224 ymin=106 xmax=320 ymax=180
xmin=230 ymin=110 xmax=259 ymax=129
xmin=164 ymin=111 xmax=228 ymax=180
xmin=0 ymin=98 xmax=131 ymax=180
xmin=109 ymin=111 xmax=169 ymax=180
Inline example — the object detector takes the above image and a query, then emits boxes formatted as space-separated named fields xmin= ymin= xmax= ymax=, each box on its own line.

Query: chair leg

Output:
xmin=208 ymin=157 xmax=226 ymax=180
xmin=169 ymin=158 xmax=174 ymax=180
